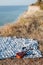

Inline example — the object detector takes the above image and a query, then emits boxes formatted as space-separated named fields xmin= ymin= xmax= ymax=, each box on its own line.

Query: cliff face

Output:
xmin=28 ymin=6 xmax=40 ymax=12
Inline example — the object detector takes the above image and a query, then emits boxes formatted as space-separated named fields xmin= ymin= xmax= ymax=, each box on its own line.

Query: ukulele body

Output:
xmin=16 ymin=51 xmax=26 ymax=58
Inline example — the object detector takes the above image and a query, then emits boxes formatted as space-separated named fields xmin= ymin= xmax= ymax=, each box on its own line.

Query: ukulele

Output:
xmin=16 ymin=48 xmax=33 ymax=59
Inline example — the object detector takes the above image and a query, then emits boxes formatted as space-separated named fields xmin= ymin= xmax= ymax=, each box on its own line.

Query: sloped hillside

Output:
xmin=0 ymin=5 xmax=43 ymax=65
xmin=0 ymin=10 xmax=43 ymax=53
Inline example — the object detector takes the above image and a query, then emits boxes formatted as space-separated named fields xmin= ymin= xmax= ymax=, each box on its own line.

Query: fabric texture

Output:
xmin=0 ymin=37 xmax=42 ymax=59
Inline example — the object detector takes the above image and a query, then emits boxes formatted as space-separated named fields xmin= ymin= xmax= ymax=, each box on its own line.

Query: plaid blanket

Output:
xmin=0 ymin=37 xmax=42 ymax=59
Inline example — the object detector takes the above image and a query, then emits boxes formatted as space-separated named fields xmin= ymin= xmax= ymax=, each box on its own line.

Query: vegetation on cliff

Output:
xmin=31 ymin=0 xmax=43 ymax=10
xmin=0 ymin=1 xmax=43 ymax=65
xmin=0 ymin=10 xmax=43 ymax=54
xmin=0 ymin=0 xmax=43 ymax=55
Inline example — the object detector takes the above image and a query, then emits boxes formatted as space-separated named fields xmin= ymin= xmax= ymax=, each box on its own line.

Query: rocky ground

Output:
xmin=0 ymin=8 xmax=43 ymax=65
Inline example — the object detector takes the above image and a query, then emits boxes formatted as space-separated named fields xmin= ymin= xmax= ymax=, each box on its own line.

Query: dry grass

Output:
xmin=0 ymin=58 xmax=43 ymax=65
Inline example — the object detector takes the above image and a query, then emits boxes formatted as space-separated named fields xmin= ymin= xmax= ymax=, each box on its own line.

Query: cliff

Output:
xmin=0 ymin=6 xmax=43 ymax=53
xmin=0 ymin=5 xmax=43 ymax=65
